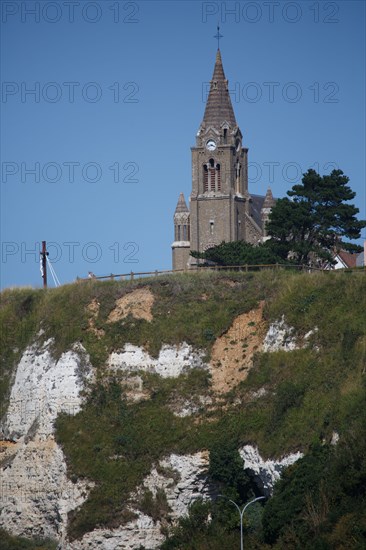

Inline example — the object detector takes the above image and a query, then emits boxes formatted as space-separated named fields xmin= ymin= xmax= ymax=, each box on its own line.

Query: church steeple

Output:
xmin=201 ymin=49 xmax=237 ymax=130
xmin=173 ymin=40 xmax=271 ymax=271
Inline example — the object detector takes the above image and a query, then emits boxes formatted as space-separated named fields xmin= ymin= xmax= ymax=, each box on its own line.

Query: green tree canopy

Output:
xmin=266 ymin=169 xmax=365 ymax=266
xmin=190 ymin=240 xmax=284 ymax=267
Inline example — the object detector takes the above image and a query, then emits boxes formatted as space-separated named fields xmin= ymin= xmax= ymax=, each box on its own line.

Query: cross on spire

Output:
xmin=214 ymin=24 xmax=223 ymax=49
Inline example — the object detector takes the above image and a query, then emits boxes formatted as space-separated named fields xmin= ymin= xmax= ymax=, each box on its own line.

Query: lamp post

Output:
xmin=218 ymin=495 xmax=266 ymax=550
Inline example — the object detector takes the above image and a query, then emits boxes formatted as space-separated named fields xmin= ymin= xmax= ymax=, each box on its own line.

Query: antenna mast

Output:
xmin=40 ymin=241 xmax=49 ymax=288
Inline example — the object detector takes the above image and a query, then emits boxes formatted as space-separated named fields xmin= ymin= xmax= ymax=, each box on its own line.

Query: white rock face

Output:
xmin=142 ymin=452 xmax=211 ymax=518
xmin=1 ymin=340 xmax=91 ymax=440
xmin=263 ymin=316 xmax=297 ymax=352
xmin=0 ymin=436 xmax=92 ymax=544
xmin=239 ymin=445 xmax=303 ymax=496
xmin=69 ymin=452 xmax=211 ymax=550
xmin=0 ymin=340 xmax=94 ymax=543
xmin=107 ymin=343 xmax=206 ymax=378
xmin=68 ymin=512 xmax=165 ymax=550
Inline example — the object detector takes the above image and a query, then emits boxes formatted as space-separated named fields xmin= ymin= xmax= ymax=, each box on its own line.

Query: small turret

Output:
xmin=172 ymin=193 xmax=190 ymax=270
xmin=261 ymin=187 xmax=276 ymax=239
xmin=263 ymin=187 xmax=276 ymax=209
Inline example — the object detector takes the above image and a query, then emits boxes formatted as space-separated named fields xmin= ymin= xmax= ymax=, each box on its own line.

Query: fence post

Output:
xmin=245 ymin=264 xmax=248 ymax=272
xmin=130 ymin=271 xmax=134 ymax=281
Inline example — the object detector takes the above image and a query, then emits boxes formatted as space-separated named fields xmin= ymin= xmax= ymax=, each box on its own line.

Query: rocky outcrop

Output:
xmin=140 ymin=452 xmax=211 ymax=519
xmin=0 ymin=340 xmax=94 ymax=544
xmin=1 ymin=340 xmax=92 ymax=440
xmin=263 ymin=316 xmax=297 ymax=352
xmin=239 ymin=445 xmax=303 ymax=496
xmin=263 ymin=317 xmax=318 ymax=353
xmin=68 ymin=513 xmax=165 ymax=550
xmin=107 ymin=343 xmax=206 ymax=378
xmin=69 ymin=452 xmax=211 ymax=550
xmin=0 ymin=436 xmax=92 ymax=544
xmin=209 ymin=302 xmax=266 ymax=393
xmin=106 ymin=287 xmax=154 ymax=323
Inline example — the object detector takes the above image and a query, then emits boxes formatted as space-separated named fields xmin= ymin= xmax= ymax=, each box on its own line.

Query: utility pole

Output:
xmin=40 ymin=241 xmax=49 ymax=288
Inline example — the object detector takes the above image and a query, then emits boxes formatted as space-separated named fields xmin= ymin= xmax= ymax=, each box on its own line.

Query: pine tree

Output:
xmin=266 ymin=169 xmax=365 ymax=266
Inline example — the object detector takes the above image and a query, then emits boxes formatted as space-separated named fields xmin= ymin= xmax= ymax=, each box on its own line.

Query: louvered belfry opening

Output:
xmin=204 ymin=165 xmax=209 ymax=192
xmin=209 ymin=158 xmax=215 ymax=191
xmin=203 ymin=159 xmax=221 ymax=192
xmin=216 ymin=163 xmax=221 ymax=191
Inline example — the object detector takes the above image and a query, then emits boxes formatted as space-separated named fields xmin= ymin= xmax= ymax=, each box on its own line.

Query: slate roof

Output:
xmin=201 ymin=49 xmax=237 ymax=130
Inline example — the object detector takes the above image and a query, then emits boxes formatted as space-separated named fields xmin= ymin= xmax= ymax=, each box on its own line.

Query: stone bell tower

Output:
xmin=189 ymin=48 xmax=252 ymax=263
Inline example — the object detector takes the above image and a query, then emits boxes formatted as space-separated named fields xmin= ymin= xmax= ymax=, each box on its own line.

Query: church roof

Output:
xmin=336 ymin=249 xmax=358 ymax=268
xmin=250 ymin=195 xmax=266 ymax=228
xmin=201 ymin=49 xmax=237 ymax=130
xmin=174 ymin=192 xmax=189 ymax=213
xmin=250 ymin=191 xmax=277 ymax=229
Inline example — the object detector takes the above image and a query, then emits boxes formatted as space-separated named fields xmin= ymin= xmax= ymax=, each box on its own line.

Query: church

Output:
xmin=172 ymin=47 xmax=275 ymax=270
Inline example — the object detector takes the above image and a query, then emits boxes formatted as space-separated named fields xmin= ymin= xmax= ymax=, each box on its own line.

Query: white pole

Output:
xmin=219 ymin=495 xmax=266 ymax=550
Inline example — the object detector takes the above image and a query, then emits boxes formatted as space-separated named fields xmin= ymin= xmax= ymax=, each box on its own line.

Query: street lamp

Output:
xmin=218 ymin=495 xmax=266 ymax=550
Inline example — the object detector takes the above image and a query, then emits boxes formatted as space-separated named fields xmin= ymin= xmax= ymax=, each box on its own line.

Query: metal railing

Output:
xmin=76 ymin=262 xmax=364 ymax=283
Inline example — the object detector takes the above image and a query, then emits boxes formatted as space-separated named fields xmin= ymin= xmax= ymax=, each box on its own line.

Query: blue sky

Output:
xmin=1 ymin=0 xmax=365 ymax=288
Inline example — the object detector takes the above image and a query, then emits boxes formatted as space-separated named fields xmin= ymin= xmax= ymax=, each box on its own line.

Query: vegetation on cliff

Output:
xmin=0 ymin=269 xmax=365 ymax=548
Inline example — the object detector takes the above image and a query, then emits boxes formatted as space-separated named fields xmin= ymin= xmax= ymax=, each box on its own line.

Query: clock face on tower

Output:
xmin=206 ymin=139 xmax=217 ymax=151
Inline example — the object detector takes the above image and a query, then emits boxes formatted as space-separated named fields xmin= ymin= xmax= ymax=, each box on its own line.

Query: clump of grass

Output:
xmin=0 ymin=528 xmax=57 ymax=549
xmin=138 ymin=488 xmax=172 ymax=522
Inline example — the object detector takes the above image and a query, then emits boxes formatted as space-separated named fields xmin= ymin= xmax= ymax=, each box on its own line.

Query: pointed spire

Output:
xmin=202 ymin=49 xmax=237 ymax=130
xmin=263 ymin=187 xmax=276 ymax=208
xmin=174 ymin=192 xmax=189 ymax=214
